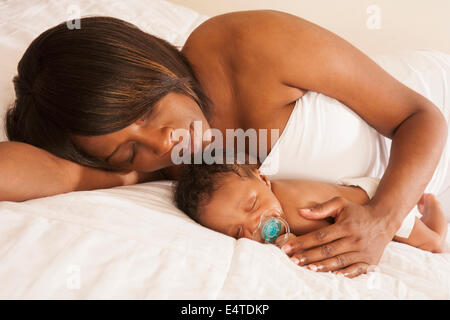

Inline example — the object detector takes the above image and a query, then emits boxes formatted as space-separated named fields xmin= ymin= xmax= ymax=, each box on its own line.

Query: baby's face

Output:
xmin=199 ymin=171 xmax=283 ymax=241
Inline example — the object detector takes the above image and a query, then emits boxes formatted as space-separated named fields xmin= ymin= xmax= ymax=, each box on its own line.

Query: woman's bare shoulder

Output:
xmin=193 ymin=9 xmax=431 ymax=140
xmin=182 ymin=10 xmax=309 ymax=101
xmin=182 ymin=10 xmax=307 ymax=109
xmin=184 ymin=11 xmax=300 ymax=55
xmin=183 ymin=10 xmax=297 ymax=58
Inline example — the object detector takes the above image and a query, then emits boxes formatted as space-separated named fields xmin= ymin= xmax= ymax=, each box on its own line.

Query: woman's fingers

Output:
xmin=297 ymin=196 xmax=348 ymax=220
xmin=335 ymin=263 xmax=370 ymax=278
xmin=275 ymin=232 xmax=296 ymax=247
xmin=289 ymin=238 xmax=356 ymax=266
xmin=304 ymin=252 xmax=362 ymax=273
xmin=285 ymin=201 xmax=390 ymax=277
xmin=281 ymin=223 xmax=346 ymax=256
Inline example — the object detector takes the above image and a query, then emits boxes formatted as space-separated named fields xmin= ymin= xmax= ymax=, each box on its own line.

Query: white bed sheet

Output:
xmin=0 ymin=181 xmax=449 ymax=299
xmin=0 ymin=0 xmax=450 ymax=299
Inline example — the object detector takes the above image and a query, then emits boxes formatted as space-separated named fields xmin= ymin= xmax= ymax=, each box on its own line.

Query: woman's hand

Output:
xmin=117 ymin=169 xmax=163 ymax=186
xmin=282 ymin=197 xmax=396 ymax=278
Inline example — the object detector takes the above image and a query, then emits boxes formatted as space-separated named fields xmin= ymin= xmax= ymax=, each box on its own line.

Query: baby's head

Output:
xmin=174 ymin=162 xmax=284 ymax=241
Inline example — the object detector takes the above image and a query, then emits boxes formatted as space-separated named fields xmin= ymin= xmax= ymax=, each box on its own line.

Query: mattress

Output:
xmin=0 ymin=0 xmax=449 ymax=299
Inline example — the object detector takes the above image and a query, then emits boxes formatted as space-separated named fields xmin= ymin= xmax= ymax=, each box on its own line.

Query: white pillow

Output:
xmin=0 ymin=0 xmax=209 ymax=141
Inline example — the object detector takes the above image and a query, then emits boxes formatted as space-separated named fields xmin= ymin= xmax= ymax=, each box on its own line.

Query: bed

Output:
xmin=1 ymin=0 xmax=449 ymax=299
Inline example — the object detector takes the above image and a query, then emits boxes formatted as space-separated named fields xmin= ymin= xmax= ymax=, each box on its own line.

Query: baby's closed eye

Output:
xmin=245 ymin=195 xmax=257 ymax=212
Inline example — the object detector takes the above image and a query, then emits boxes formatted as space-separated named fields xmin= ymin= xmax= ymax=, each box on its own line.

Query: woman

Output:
xmin=2 ymin=11 xmax=448 ymax=278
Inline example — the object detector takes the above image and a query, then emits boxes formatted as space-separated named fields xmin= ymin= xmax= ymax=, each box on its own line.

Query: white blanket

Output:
xmin=1 ymin=0 xmax=450 ymax=299
xmin=0 ymin=181 xmax=449 ymax=299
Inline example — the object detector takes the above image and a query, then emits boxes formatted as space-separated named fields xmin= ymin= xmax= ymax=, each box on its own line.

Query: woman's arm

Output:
xmin=226 ymin=10 xmax=447 ymax=277
xmin=0 ymin=141 xmax=161 ymax=202
xmin=230 ymin=10 xmax=447 ymax=220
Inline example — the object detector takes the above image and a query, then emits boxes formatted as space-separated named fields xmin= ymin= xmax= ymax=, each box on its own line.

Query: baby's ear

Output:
xmin=258 ymin=172 xmax=271 ymax=188
xmin=249 ymin=167 xmax=271 ymax=187
xmin=261 ymin=175 xmax=271 ymax=187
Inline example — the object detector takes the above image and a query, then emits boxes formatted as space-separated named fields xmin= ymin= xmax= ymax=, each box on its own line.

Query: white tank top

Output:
xmin=259 ymin=49 xmax=450 ymax=195
xmin=259 ymin=90 xmax=390 ymax=182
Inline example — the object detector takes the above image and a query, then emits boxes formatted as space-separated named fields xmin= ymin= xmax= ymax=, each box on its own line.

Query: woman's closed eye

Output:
xmin=128 ymin=142 xmax=138 ymax=164
xmin=125 ymin=109 xmax=153 ymax=165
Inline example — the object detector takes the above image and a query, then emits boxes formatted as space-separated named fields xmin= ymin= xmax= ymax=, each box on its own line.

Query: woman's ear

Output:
xmin=132 ymin=117 xmax=144 ymax=127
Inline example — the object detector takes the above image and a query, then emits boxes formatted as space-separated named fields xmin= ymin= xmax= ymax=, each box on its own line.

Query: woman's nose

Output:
xmin=138 ymin=126 xmax=174 ymax=156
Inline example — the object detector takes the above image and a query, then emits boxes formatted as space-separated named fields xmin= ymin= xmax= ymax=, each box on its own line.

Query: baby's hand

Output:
xmin=275 ymin=233 xmax=296 ymax=248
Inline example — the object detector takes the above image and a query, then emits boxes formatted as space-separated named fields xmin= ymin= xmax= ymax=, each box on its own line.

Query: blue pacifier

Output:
xmin=261 ymin=218 xmax=282 ymax=242
xmin=252 ymin=212 xmax=290 ymax=247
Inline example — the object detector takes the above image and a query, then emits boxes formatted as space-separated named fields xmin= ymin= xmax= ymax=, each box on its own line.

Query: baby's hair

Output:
xmin=174 ymin=160 xmax=256 ymax=222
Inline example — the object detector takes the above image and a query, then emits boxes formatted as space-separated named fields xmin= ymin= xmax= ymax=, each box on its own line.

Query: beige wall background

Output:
xmin=169 ymin=0 xmax=450 ymax=56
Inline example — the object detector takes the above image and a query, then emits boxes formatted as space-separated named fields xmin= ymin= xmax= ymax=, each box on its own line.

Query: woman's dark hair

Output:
xmin=174 ymin=162 xmax=256 ymax=222
xmin=5 ymin=16 xmax=211 ymax=171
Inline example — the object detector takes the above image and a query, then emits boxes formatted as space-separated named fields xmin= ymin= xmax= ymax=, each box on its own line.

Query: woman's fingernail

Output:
xmin=299 ymin=208 xmax=311 ymax=212
xmin=290 ymin=257 xmax=299 ymax=264
xmin=282 ymin=245 xmax=291 ymax=253
xmin=307 ymin=264 xmax=318 ymax=272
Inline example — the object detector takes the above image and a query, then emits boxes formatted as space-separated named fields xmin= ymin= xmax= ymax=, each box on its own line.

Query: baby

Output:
xmin=174 ymin=161 xmax=448 ymax=254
